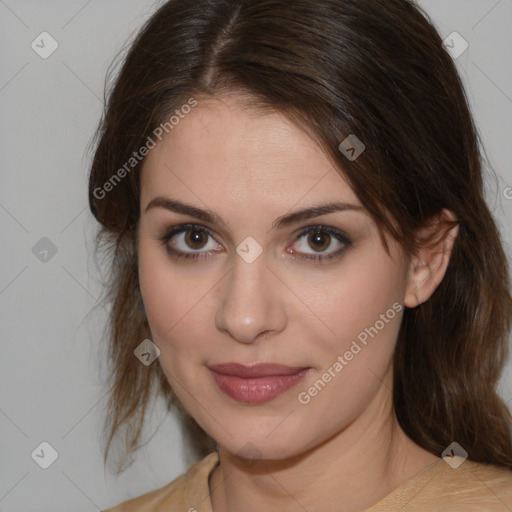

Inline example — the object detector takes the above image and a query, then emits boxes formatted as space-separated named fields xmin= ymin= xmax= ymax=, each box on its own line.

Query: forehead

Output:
xmin=140 ymin=95 xmax=359 ymax=209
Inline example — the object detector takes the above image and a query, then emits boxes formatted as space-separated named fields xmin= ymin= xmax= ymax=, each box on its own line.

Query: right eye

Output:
xmin=158 ymin=223 xmax=223 ymax=260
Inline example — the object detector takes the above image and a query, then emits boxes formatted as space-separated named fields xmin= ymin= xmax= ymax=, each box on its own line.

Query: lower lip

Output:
xmin=209 ymin=368 xmax=310 ymax=404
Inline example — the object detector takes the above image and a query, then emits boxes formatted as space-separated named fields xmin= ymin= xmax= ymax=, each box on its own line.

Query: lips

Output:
xmin=208 ymin=362 xmax=308 ymax=378
xmin=208 ymin=362 xmax=311 ymax=404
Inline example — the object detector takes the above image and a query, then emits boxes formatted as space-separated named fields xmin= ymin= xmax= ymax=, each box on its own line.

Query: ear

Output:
xmin=404 ymin=209 xmax=459 ymax=308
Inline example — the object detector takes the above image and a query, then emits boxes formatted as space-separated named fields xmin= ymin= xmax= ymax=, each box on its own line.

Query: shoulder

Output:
xmin=101 ymin=451 xmax=219 ymax=512
xmin=372 ymin=457 xmax=512 ymax=511
xmin=449 ymin=459 xmax=512 ymax=508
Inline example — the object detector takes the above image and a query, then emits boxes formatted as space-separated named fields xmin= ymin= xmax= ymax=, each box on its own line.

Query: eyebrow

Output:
xmin=144 ymin=197 xmax=364 ymax=230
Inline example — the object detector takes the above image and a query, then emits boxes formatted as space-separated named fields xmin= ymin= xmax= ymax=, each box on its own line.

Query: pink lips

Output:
xmin=208 ymin=362 xmax=310 ymax=404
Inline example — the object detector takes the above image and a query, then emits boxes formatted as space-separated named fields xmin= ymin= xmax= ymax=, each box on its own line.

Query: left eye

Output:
xmin=288 ymin=225 xmax=351 ymax=260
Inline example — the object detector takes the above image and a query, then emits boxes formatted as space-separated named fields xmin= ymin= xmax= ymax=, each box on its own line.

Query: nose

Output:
xmin=215 ymin=253 xmax=287 ymax=344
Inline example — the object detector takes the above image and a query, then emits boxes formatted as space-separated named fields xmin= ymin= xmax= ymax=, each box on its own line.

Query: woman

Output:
xmin=89 ymin=0 xmax=512 ymax=510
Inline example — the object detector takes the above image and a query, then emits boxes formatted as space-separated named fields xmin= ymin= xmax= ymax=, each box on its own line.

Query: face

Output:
xmin=137 ymin=94 xmax=411 ymax=461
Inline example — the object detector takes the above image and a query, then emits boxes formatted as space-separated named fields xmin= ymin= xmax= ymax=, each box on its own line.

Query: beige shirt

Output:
xmin=102 ymin=451 xmax=512 ymax=511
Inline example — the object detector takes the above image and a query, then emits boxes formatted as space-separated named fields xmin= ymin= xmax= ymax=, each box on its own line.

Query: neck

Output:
xmin=208 ymin=373 xmax=440 ymax=512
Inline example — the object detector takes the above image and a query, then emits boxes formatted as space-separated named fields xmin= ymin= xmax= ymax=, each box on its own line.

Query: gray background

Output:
xmin=1 ymin=1 xmax=511 ymax=511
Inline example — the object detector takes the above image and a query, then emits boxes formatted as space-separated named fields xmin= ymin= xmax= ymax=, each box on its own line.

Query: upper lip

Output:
xmin=208 ymin=362 xmax=309 ymax=378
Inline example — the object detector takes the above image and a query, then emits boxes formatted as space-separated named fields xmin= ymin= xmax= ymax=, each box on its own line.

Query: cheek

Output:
xmin=138 ymin=246 xmax=166 ymax=333
xmin=339 ymin=262 xmax=402 ymax=332
xmin=138 ymin=243 xmax=188 ymax=342
xmin=137 ymin=242 xmax=215 ymax=354
xmin=292 ymin=257 xmax=404 ymax=425
xmin=300 ymin=246 xmax=405 ymax=369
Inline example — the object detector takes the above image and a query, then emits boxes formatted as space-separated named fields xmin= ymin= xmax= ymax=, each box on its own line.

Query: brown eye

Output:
xmin=184 ymin=229 xmax=209 ymax=250
xmin=307 ymin=232 xmax=331 ymax=252
xmin=159 ymin=223 xmax=223 ymax=260
xmin=288 ymin=225 xmax=352 ymax=263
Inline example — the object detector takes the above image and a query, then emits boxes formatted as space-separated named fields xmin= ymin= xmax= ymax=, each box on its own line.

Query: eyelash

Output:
xmin=158 ymin=223 xmax=352 ymax=263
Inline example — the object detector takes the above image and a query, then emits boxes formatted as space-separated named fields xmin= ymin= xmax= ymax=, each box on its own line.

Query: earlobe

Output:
xmin=404 ymin=210 xmax=459 ymax=309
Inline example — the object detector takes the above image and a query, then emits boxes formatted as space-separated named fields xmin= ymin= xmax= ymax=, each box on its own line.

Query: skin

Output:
xmin=137 ymin=94 xmax=458 ymax=512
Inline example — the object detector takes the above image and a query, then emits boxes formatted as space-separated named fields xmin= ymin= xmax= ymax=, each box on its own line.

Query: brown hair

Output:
xmin=88 ymin=0 xmax=512 ymax=473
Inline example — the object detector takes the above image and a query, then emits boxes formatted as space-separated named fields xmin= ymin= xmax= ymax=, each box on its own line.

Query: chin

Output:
xmin=213 ymin=426 xmax=312 ymax=462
